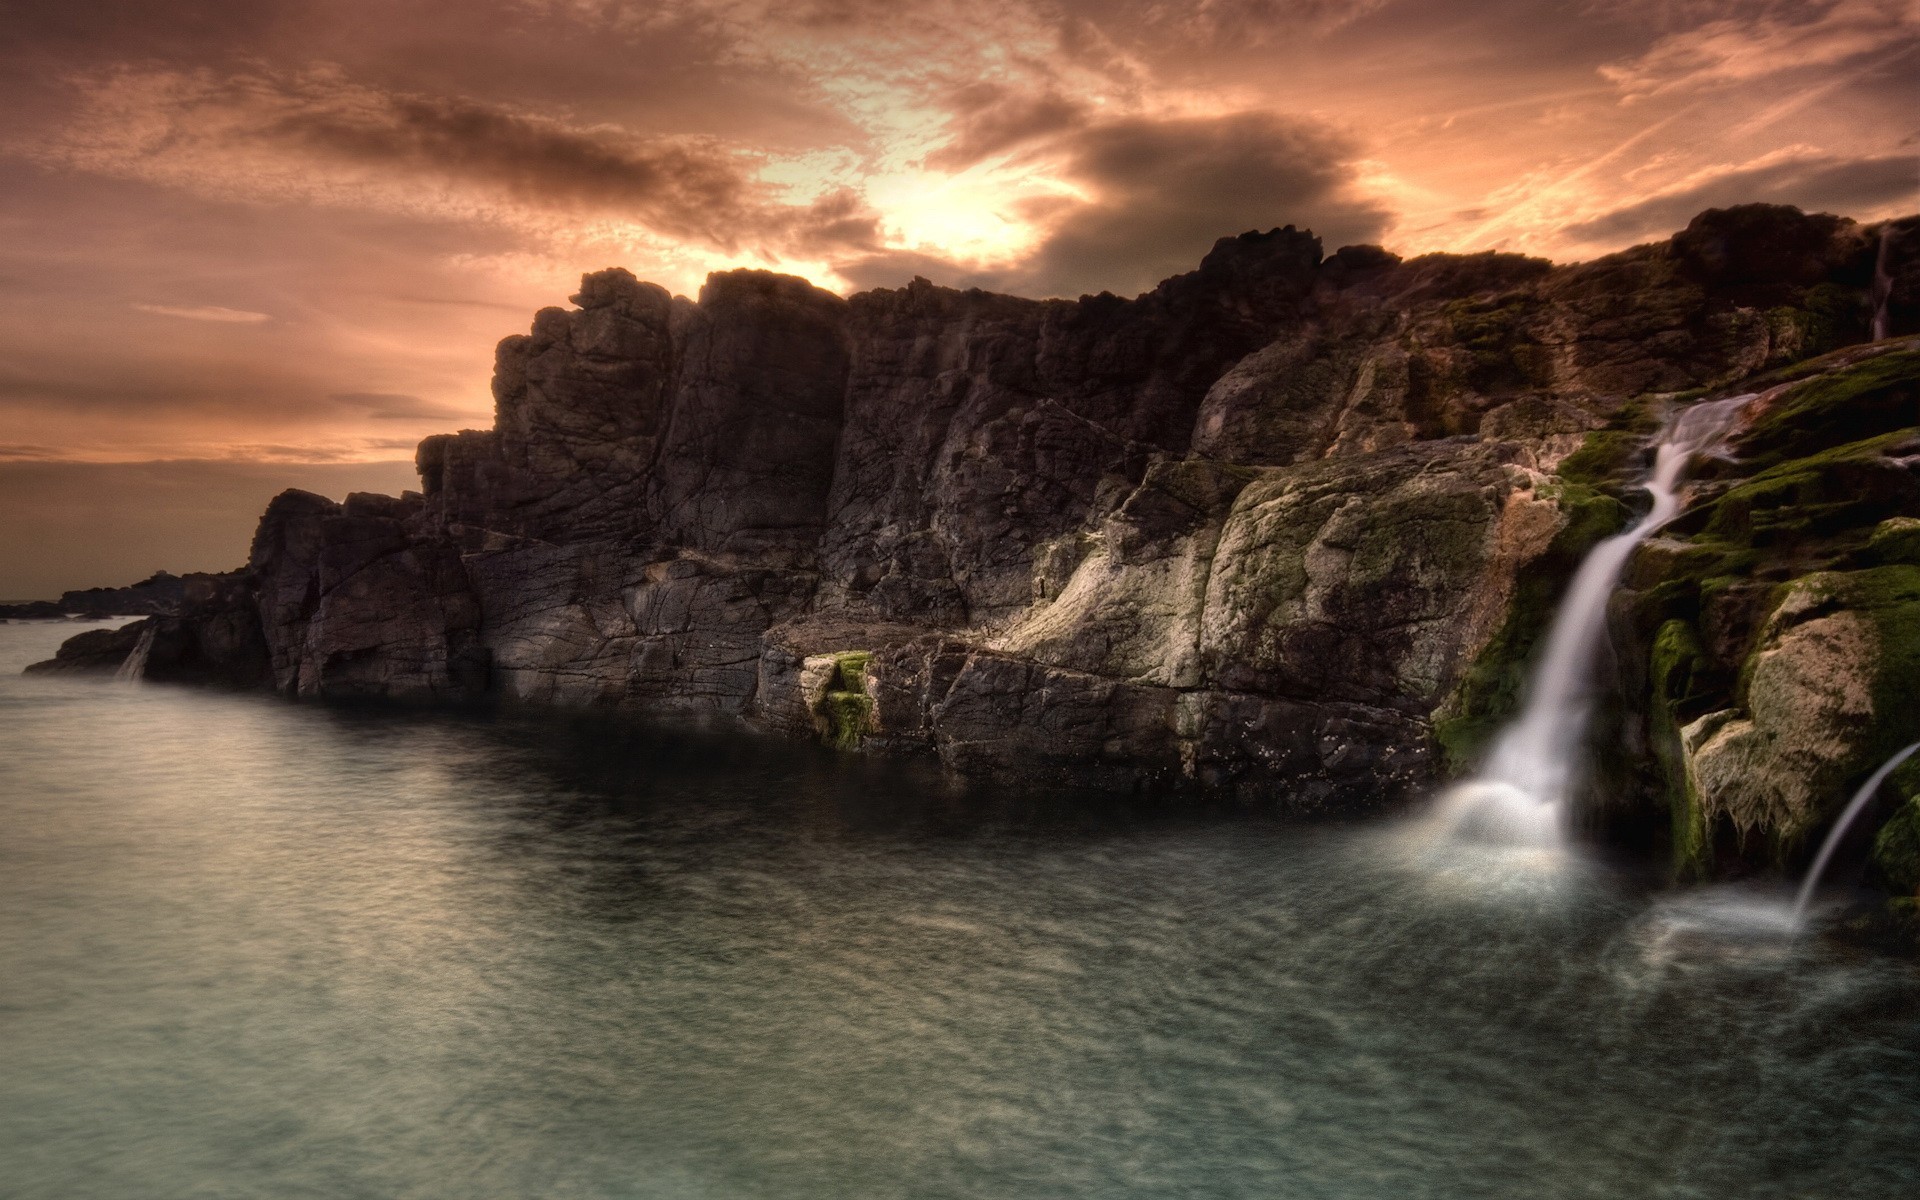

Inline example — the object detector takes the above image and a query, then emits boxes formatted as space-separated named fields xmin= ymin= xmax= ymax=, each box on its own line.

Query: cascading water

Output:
xmin=1791 ymin=741 xmax=1920 ymax=930
xmin=115 ymin=623 xmax=156 ymax=684
xmin=1871 ymin=224 xmax=1895 ymax=342
xmin=1435 ymin=395 xmax=1754 ymax=847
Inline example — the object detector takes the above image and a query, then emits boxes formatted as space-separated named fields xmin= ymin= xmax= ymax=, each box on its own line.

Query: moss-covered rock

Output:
xmin=1872 ymin=794 xmax=1920 ymax=898
xmin=1736 ymin=346 xmax=1920 ymax=468
xmin=1647 ymin=618 xmax=1714 ymax=878
xmin=1680 ymin=566 xmax=1920 ymax=857
xmin=807 ymin=650 xmax=875 ymax=751
xmin=1868 ymin=516 xmax=1920 ymax=566
xmin=1433 ymin=481 xmax=1630 ymax=770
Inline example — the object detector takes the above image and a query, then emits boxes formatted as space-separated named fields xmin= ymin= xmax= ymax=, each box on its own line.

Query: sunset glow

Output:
xmin=1 ymin=0 xmax=1915 ymax=593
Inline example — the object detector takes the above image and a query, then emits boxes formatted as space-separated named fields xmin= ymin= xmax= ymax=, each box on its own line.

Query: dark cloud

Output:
xmin=1566 ymin=152 xmax=1920 ymax=245
xmin=1023 ymin=112 xmax=1389 ymax=296
xmin=239 ymin=77 xmax=767 ymax=246
xmin=924 ymin=85 xmax=1091 ymax=170
xmin=0 ymin=457 xmax=419 ymax=598
xmin=848 ymin=110 xmax=1390 ymax=298
xmin=38 ymin=64 xmax=901 ymax=266
xmin=778 ymin=188 xmax=887 ymax=258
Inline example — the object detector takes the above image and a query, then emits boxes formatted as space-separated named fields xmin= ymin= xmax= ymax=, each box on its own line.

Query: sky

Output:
xmin=1 ymin=0 xmax=1917 ymax=595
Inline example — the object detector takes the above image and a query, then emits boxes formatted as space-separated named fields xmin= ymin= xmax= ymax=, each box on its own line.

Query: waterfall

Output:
xmin=1871 ymin=224 xmax=1895 ymax=342
xmin=1436 ymin=395 xmax=1754 ymax=846
xmin=115 ymin=624 xmax=156 ymax=683
xmin=1791 ymin=741 xmax=1920 ymax=930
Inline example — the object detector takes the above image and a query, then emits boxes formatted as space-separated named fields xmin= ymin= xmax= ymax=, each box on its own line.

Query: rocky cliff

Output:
xmin=33 ymin=205 xmax=1920 ymax=859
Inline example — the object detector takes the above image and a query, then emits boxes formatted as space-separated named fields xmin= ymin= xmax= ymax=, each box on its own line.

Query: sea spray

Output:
xmin=1435 ymin=395 xmax=1754 ymax=846
xmin=115 ymin=623 xmax=156 ymax=683
xmin=1791 ymin=740 xmax=1920 ymax=930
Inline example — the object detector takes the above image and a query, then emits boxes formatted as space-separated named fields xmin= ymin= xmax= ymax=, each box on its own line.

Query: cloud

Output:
xmin=1601 ymin=0 xmax=1920 ymax=97
xmin=39 ymin=67 xmax=774 ymax=246
xmin=131 ymin=303 xmax=272 ymax=323
xmin=1131 ymin=0 xmax=1393 ymax=43
xmin=924 ymin=85 xmax=1092 ymax=170
xmin=329 ymin=391 xmax=476 ymax=420
xmin=215 ymin=443 xmax=386 ymax=462
xmin=848 ymin=109 xmax=1389 ymax=297
xmin=0 ymin=444 xmax=65 ymax=460
xmin=1565 ymin=150 xmax=1920 ymax=244
xmin=31 ymin=60 xmax=922 ymax=282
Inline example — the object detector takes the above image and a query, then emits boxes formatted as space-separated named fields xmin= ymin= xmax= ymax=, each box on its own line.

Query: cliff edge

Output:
xmin=34 ymin=205 xmax=1920 ymax=852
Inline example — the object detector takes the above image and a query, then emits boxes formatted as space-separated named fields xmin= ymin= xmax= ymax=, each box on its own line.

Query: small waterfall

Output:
xmin=1871 ymin=224 xmax=1895 ymax=342
xmin=115 ymin=624 xmax=156 ymax=683
xmin=1436 ymin=395 xmax=1754 ymax=846
xmin=1791 ymin=741 xmax=1920 ymax=930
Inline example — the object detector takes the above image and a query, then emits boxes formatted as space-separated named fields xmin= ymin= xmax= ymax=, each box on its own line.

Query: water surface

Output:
xmin=2 ymin=619 xmax=1917 ymax=1199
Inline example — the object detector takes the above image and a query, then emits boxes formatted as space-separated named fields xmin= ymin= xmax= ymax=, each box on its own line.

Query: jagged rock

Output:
xmin=23 ymin=622 xmax=147 ymax=673
xmin=0 ymin=601 xmax=66 ymax=620
xmin=29 ymin=203 xmax=1919 ymax=819
xmin=24 ymin=574 xmax=267 ymax=684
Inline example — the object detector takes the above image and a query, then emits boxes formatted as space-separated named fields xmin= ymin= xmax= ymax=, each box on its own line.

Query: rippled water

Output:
xmin=3 ymin=619 xmax=1918 ymax=1199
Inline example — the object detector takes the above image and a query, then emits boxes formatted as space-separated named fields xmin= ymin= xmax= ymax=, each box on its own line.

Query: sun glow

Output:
xmin=863 ymin=167 xmax=1052 ymax=265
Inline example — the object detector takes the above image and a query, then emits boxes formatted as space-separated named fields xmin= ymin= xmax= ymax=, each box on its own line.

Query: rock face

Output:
xmin=33 ymin=204 xmax=1920 ymax=825
xmin=1604 ymin=333 xmax=1920 ymax=876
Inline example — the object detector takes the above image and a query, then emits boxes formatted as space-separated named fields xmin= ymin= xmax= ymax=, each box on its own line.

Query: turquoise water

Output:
xmin=2 ymin=619 xmax=1917 ymax=1199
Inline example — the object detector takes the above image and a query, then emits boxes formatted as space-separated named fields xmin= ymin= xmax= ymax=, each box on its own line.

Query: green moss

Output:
xmin=1439 ymin=295 xmax=1547 ymax=392
xmin=1871 ymin=795 xmax=1920 ymax=897
xmin=1738 ymin=348 xmax=1920 ymax=468
xmin=1434 ymin=483 xmax=1631 ymax=771
xmin=816 ymin=651 xmax=875 ymax=751
xmin=831 ymin=650 xmax=871 ymax=691
xmin=1854 ymin=567 xmax=1920 ymax=738
xmin=1763 ymin=287 xmax=1864 ymax=366
xmin=1868 ymin=517 xmax=1920 ymax=565
xmin=1557 ymin=430 xmax=1644 ymax=489
xmin=1647 ymin=619 xmax=1714 ymax=879
xmin=1699 ymin=429 xmax=1920 ymax=550
xmin=820 ymin=690 xmax=874 ymax=751
xmin=1443 ymin=295 xmax=1532 ymax=351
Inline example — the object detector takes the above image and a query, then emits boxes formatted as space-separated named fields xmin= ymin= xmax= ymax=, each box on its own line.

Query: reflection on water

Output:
xmin=2 ymin=620 xmax=1918 ymax=1199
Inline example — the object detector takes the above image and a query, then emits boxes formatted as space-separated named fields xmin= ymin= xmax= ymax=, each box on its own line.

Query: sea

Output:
xmin=2 ymin=617 xmax=1917 ymax=1199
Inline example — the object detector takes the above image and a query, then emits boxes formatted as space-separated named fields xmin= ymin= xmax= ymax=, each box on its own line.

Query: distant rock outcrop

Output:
xmin=32 ymin=206 xmax=1920 ymax=841
xmin=2 ymin=570 xmax=237 ymax=620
